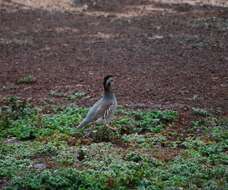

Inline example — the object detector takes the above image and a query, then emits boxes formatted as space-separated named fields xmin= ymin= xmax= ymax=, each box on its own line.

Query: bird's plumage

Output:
xmin=77 ymin=76 xmax=117 ymax=128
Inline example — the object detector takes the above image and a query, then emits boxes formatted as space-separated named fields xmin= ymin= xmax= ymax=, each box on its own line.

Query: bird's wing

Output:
xmin=77 ymin=98 xmax=112 ymax=128
xmin=89 ymin=98 xmax=113 ymax=121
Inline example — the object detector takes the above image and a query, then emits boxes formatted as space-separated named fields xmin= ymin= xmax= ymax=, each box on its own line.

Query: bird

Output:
xmin=77 ymin=75 xmax=117 ymax=129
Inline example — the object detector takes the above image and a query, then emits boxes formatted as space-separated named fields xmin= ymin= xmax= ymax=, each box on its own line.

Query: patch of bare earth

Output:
xmin=0 ymin=0 xmax=227 ymax=116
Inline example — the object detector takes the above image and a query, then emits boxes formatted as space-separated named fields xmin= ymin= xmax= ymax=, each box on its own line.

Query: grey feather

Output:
xmin=77 ymin=95 xmax=117 ymax=128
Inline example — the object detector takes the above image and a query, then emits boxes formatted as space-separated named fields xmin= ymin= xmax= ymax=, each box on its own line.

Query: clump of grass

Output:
xmin=130 ymin=110 xmax=178 ymax=133
xmin=0 ymin=96 xmax=36 ymax=135
xmin=16 ymin=75 xmax=36 ymax=84
xmin=0 ymin=156 xmax=31 ymax=178
xmin=192 ymin=107 xmax=210 ymax=117
xmin=0 ymin=97 xmax=87 ymax=140
xmin=49 ymin=90 xmax=86 ymax=100
xmin=125 ymin=152 xmax=143 ymax=162
xmin=49 ymin=90 xmax=66 ymax=98
xmin=122 ymin=133 xmax=167 ymax=148
xmin=191 ymin=17 xmax=228 ymax=31
xmin=0 ymin=96 xmax=36 ymax=120
xmin=54 ymin=149 xmax=76 ymax=166
xmin=67 ymin=91 xmax=86 ymax=100
xmin=89 ymin=125 xmax=119 ymax=143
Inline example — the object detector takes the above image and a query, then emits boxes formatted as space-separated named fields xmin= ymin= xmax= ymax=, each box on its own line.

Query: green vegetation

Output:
xmin=67 ymin=91 xmax=86 ymax=100
xmin=191 ymin=17 xmax=228 ymax=32
xmin=192 ymin=107 xmax=210 ymax=117
xmin=16 ymin=75 xmax=36 ymax=84
xmin=49 ymin=90 xmax=86 ymax=100
xmin=0 ymin=97 xmax=227 ymax=190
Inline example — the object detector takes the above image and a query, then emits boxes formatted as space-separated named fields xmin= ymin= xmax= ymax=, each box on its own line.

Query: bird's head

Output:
xmin=103 ymin=75 xmax=114 ymax=91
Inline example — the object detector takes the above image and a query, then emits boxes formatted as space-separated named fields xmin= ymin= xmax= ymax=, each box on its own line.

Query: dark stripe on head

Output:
xmin=103 ymin=75 xmax=113 ymax=86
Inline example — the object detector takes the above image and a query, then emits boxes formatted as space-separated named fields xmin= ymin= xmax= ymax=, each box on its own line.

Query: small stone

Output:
xmin=33 ymin=163 xmax=47 ymax=170
xmin=4 ymin=137 xmax=21 ymax=145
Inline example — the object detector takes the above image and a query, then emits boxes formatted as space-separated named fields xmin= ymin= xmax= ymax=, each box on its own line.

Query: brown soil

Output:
xmin=0 ymin=0 xmax=228 ymax=114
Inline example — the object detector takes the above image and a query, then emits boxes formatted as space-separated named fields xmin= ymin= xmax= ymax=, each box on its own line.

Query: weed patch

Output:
xmin=16 ymin=75 xmax=36 ymax=84
xmin=0 ymin=97 xmax=227 ymax=190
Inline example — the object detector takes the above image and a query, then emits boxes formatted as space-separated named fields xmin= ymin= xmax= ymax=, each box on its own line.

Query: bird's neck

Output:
xmin=104 ymin=87 xmax=114 ymax=97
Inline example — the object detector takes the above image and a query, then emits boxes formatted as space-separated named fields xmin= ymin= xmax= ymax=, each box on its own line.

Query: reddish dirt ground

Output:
xmin=0 ymin=0 xmax=228 ymax=114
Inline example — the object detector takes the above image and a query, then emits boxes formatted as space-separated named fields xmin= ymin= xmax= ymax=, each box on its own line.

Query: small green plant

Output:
xmin=191 ymin=17 xmax=228 ymax=32
xmin=122 ymin=133 xmax=167 ymax=148
xmin=125 ymin=152 xmax=143 ymax=162
xmin=1 ymin=96 xmax=36 ymax=120
xmin=0 ymin=96 xmax=36 ymax=134
xmin=0 ymin=156 xmax=31 ymax=178
xmin=192 ymin=107 xmax=210 ymax=117
xmin=49 ymin=90 xmax=86 ymax=100
xmin=67 ymin=91 xmax=86 ymax=100
xmin=54 ymin=150 xmax=76 ymax=166
xmin=49 ymin=90 xmax=66 ymax=97
xmin=16 ymin=75 xmax=36 ymax=84
xmin=191 ymin=120 xmax=206 ymax=129
xmin=90 ymin=124 xmax=119 ymax=142
xmin=132 ymin=110 xmax=178 ymax=132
